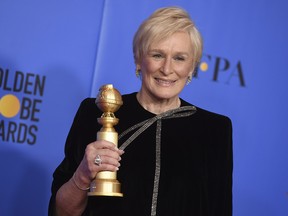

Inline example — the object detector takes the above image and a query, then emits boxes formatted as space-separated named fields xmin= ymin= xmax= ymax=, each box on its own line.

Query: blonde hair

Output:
xmin=133 ymin=6 xmax=203 ymax=71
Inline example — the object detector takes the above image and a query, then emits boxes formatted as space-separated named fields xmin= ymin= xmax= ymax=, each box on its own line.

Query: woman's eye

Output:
xmin=174 ymin=56 xmax=185 ymax=61
xmin=152 ymin=54 xmax=163 ymax=59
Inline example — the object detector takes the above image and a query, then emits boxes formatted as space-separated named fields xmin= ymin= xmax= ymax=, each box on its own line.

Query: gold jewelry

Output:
xmin=72 ymin=173 xmax=90 ymax=191
xmin=186 ymin=76 xmax=192 ymax=85
xmin=136 ymin=68 xmax=140 ymax=78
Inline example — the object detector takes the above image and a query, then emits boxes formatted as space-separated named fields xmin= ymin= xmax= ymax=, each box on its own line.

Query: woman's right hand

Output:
xmin=73 ymin=140 xmax=124 ymax=189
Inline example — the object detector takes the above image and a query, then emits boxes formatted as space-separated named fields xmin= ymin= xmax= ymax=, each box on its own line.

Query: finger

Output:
xmin=91 ymin=140 xmax=119 ymax=151
xmin=94 ymin=154 xmax=121 ymax=167
xmin=85 ymin=142 xmax=118 ymax=162
xmin=95 ymin=148 xmax=122 ymax=161
xmin=96 ymin=163 xmax=120 ymax=172
xmin=85 ymin=141 xmax=123 ymax=171
xmin=88 ymin=141 xmax=124 ymax=159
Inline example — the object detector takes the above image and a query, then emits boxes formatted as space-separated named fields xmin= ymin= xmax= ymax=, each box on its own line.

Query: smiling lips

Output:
xmin=155 ymin=78 xmax=176 ymax=86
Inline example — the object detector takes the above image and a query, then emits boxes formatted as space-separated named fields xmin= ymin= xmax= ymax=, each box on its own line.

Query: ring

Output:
xmin=94 ymin=154 xmax=102 ymax=166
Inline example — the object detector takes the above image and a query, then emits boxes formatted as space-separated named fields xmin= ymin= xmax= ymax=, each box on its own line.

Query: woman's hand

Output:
xmin=73 ymin=140 xmax=124 ymax=188
xmin=55 ymin=140 xmax=124 ymax=216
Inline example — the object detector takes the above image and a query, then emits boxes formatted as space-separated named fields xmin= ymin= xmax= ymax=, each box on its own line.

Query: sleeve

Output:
xmin=48 ymin=98 xmax=99 ymax=216
xmin=206 ymin=116 xmax=233 ymax=216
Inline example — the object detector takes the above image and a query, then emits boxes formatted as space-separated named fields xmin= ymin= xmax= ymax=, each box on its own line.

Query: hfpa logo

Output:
xmin=194 ymin=54 xmax=245 ymax=87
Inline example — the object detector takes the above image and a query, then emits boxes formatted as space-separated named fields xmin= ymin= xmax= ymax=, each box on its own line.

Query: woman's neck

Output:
xmin=136 ymin=92 xmax=181 ymax=115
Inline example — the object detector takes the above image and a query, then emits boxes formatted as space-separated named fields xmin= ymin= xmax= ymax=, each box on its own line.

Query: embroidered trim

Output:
xmin=118 ymin=105 xmax=197 ymax=215
xmin=119 ymin=106 xmax=196 ymax=151
xmin=151 ymin=119 xmax=162 ymax=216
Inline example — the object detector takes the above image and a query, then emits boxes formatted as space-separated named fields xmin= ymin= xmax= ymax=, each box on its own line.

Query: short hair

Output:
xmin=133 ymin=6 xmax=203 ymax=71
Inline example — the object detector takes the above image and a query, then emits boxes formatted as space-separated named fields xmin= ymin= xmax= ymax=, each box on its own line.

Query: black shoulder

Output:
xmin=180 ymin=98 xmax=232 ymax=127
xmin=80 ymin=97 xmax=96 ymax=108
xmin=76 ymin=97 xmax=101 ymax=115
xmin=121 ymin=92 xmax=137 ymax=103
xmin=196 ymin=106 xmax=231 ymax=123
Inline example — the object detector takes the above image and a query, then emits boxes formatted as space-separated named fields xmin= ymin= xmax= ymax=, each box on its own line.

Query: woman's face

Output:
xmin=137 ymin=31 xmax=194 ymax=102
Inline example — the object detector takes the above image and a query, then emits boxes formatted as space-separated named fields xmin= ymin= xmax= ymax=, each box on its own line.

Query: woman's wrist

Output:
xmin=72 ymin=172 xmax=90 ymax=191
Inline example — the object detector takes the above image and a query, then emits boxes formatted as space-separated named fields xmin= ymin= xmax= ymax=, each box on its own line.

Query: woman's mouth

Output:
xmin=155 ymin=78 xmax=176 ymax=86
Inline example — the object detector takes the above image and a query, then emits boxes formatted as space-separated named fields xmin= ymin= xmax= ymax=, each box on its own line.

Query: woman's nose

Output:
xmin=161 ymin=58 xmax=172 ymax=75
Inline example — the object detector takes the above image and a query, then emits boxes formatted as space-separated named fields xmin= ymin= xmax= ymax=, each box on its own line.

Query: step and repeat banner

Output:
xmin=0 ymin=0 xmax=287 ymax=215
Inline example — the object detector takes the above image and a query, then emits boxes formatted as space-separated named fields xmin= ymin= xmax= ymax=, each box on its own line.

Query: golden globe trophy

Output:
xmin=88 ymin=84 xmax=123 ymax=197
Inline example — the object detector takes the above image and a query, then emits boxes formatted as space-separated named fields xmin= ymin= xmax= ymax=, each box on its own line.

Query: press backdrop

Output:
xmin=0 ymin=0 xmax=287 ymax=215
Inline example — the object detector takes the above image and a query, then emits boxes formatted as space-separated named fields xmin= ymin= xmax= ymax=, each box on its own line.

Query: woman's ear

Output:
xmin=135 ymin=64 xmax=141 ymax=78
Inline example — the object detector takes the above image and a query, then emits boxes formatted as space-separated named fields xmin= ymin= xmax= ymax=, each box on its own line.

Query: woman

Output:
xmin=49 ymin=6 xmax=233 ymax=216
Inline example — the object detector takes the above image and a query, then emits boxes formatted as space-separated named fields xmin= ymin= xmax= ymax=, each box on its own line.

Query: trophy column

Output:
xmin=88 ymin=84 xmax=123 ymax=197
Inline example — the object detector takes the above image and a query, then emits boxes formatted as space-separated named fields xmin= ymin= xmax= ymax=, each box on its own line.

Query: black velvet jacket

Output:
xmin=49 ymin=92 xmax=233 ymax=216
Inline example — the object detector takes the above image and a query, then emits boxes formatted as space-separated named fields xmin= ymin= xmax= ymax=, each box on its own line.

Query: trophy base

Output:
xmin=88 ymin=179 xmax=123 ymax=197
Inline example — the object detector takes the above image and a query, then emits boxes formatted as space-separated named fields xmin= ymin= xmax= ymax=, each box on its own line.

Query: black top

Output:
xmin=49 ymin=92 xmax=233 ymax=216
